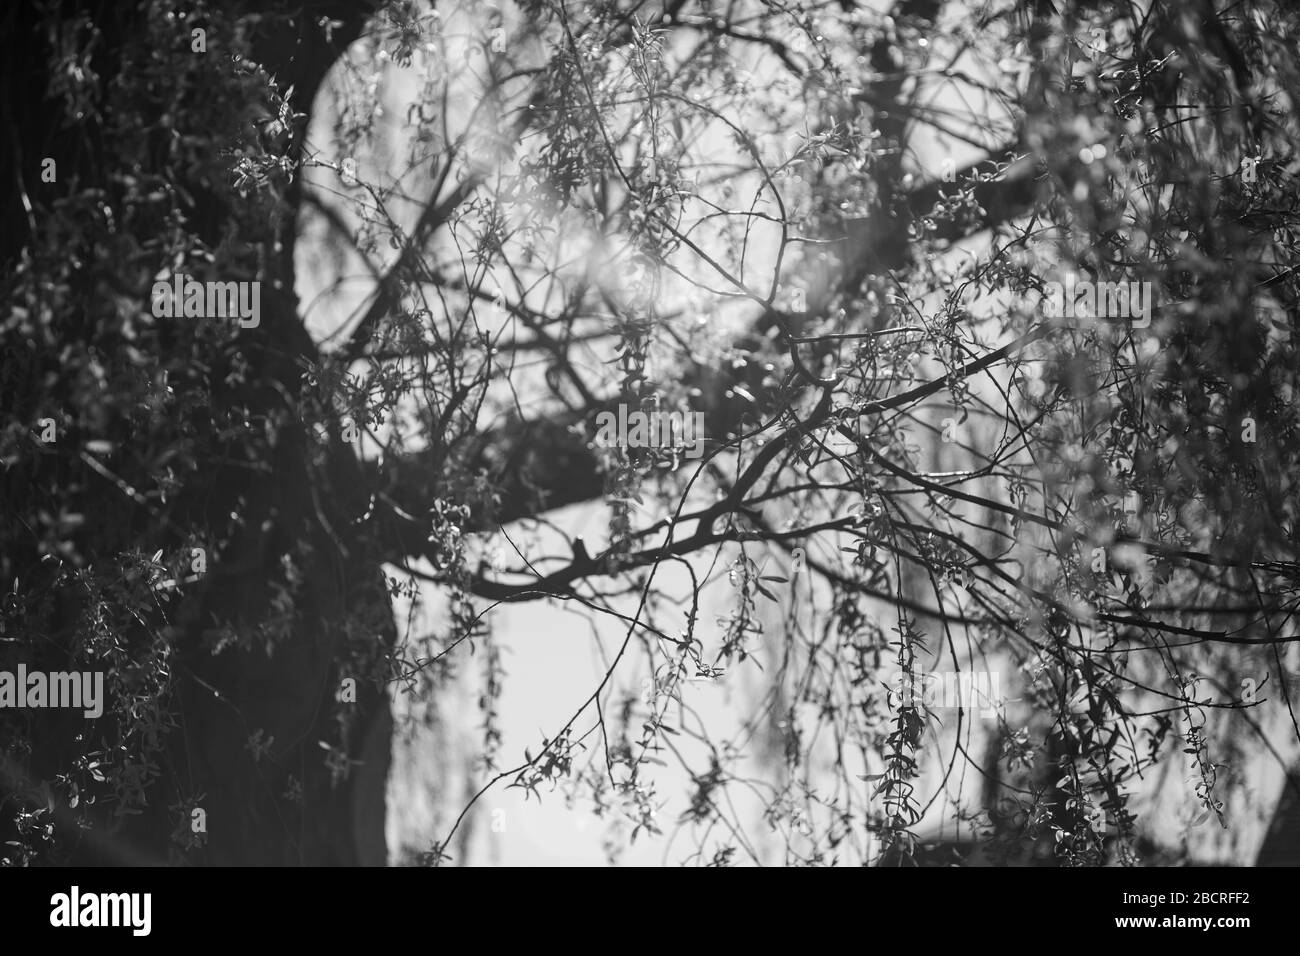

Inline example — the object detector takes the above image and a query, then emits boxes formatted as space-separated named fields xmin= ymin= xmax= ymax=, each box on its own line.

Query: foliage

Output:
xmin=4 ymin=0 xmax=1300 ymax=866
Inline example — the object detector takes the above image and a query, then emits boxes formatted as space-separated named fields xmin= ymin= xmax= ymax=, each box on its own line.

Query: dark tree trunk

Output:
xmin=1 ymin=0 xmax=388 ymax=866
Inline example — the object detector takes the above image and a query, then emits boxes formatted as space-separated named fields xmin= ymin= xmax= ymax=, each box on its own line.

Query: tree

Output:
xmin=3 ymin=0 xmax=1299 ymax=866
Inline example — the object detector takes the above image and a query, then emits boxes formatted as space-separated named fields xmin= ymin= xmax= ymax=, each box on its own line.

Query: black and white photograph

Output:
xmin=0 ymin=0 xmax=1297 ymax=909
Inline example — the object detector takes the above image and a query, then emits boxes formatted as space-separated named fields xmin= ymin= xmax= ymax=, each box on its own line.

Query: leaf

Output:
xmin=761 ymin=575 xmax=789 ymax=583
xmin=755 ymin=581 xmax=779 ymax=602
